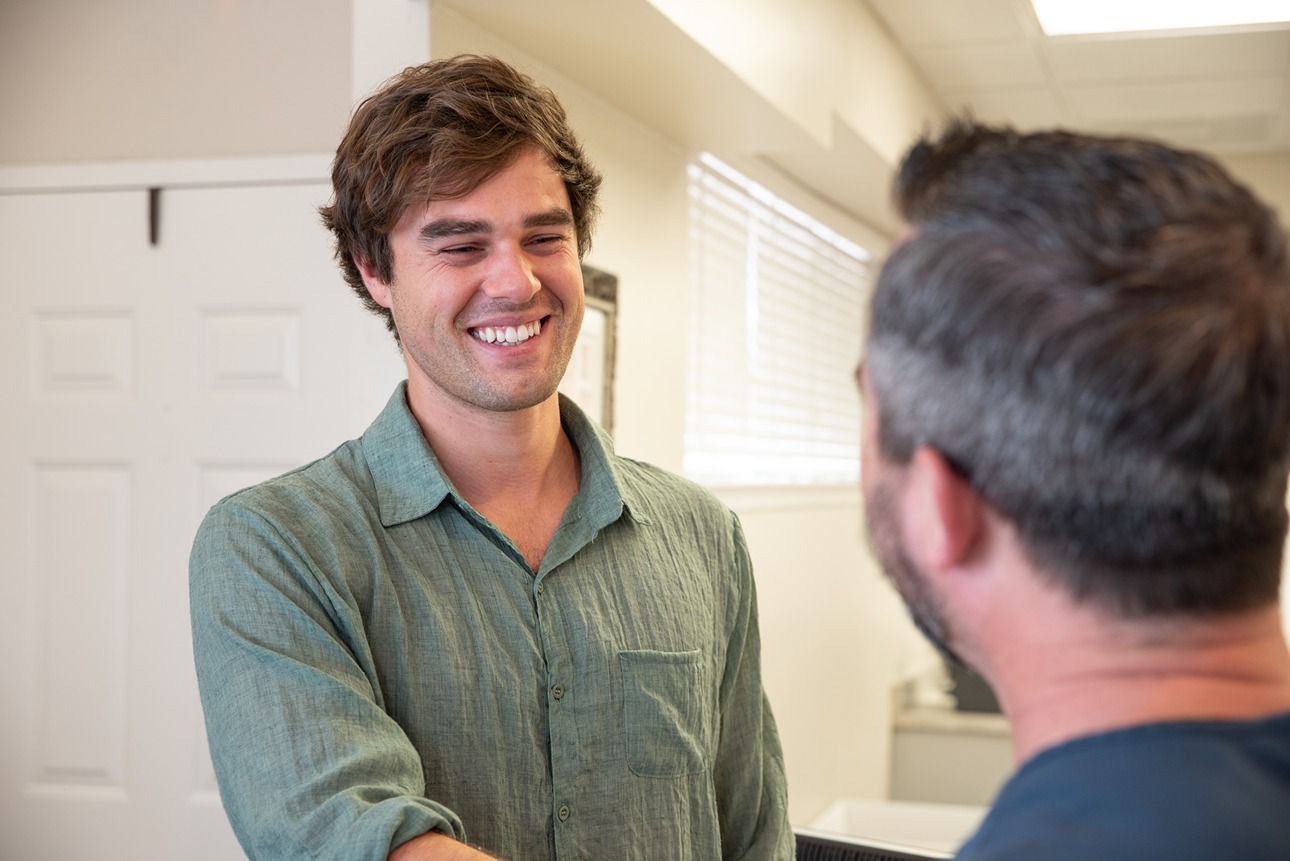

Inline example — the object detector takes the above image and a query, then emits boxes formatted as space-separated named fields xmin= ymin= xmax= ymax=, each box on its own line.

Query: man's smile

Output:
xmin=469 ymin=317 xmax=546 ymax=346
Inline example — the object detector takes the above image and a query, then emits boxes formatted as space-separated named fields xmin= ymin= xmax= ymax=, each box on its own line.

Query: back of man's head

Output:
xmin=866 ymin=118 xmax=1290 ymax=618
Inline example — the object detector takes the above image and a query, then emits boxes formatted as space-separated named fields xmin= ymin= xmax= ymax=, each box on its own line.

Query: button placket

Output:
xmin=535 ymin=570 xmax=578 ymax=852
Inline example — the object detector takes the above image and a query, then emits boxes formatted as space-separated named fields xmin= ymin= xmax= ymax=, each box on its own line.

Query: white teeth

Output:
xmin=472 ymin=321 xmax=541 ymax=345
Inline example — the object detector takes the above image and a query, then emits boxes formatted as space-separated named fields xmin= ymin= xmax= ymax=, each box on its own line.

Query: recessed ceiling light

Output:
xmin=1031 ymin=0 xmax=1290 ymax=35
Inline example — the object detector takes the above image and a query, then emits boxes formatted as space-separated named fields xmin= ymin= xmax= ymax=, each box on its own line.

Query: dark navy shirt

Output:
xmin=956 ymin=711 xmax=1290 ymax=860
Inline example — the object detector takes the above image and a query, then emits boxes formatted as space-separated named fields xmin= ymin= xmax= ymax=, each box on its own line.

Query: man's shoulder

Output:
xmin=957 ymin=714 xmax=1290 ymax=860
xmin=202 ymin=438 xmax=375 ymax=529
xmin=189 ymin=438 xmax=392 ymax=600
xmin=609 ymin=454 xmax=732 ymax=517
xmin=611 ymin=454 xmax=710 ymax=493
xmin=1025 ymin=711 xmax=1290 ymax=773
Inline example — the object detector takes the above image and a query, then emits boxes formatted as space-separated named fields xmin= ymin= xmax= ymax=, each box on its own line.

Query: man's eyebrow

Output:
xmin=419 ymin=218 xmax=490 ymax=241
xmin=416 ymin=209 xmax=574 ymax=242
xmin=524 ymin=208 xmax=575 ymax=230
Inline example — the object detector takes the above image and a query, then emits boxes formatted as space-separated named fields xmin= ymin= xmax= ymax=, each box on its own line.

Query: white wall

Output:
xmin=737 ymin=495 xmax=932 ymax=819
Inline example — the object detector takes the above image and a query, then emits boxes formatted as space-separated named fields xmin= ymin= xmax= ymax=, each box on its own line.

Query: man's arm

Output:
xmin=190 ymin=497 xmax=465 ymax=860
xmin=712 ymin=515 xmax=795 ymax=861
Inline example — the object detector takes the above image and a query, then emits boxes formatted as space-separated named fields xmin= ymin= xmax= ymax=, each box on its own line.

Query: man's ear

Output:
xmin=353 ymin=254 xmax=393 ymax=309
xmin=902 ymin=446 xmax=984 ymax=572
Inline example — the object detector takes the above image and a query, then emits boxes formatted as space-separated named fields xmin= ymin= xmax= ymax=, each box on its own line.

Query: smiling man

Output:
xmin=189 ymin=55 xmax=791 ymax=861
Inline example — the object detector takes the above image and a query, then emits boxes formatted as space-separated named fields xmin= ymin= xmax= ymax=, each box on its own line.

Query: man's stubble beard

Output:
xmin=864 ymin=477 xmax=968 ymax=668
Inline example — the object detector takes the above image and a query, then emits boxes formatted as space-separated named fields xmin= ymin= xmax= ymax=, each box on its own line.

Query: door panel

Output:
xmin=0 ymin=179 xmax=405 ymax=860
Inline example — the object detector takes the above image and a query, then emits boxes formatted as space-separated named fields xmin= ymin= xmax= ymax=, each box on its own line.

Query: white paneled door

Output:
xmin=0 ymin=164 xmax=405 ymax=860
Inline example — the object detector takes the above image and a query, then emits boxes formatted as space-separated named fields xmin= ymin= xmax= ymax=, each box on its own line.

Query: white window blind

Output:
xmin=684 ymin=153 xmax=870 ymax=486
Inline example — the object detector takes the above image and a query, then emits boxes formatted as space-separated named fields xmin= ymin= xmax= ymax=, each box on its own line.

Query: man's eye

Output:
xmin=440 ymin=244 xmax=480 ymax=255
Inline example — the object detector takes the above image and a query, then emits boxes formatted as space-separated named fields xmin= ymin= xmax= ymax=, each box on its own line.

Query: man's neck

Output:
xmin=987 ymin=598 xmax=1290 ymax=765
xmin=405 ymin=382 xmax=581 ymax=570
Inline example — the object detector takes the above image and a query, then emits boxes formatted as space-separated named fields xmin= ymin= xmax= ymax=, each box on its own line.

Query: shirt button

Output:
xmin=558 ymin=805 xmax=570 ymax=822
xmin=551 ymin=683 xmax=565 ymax=700
xmin=537 ymin=582 xmax=544 ymax=596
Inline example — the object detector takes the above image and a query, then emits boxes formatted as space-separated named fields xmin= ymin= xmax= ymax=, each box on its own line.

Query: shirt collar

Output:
xmin=361 ymin=383 xmax=453 ymax=527
xmin=361 ymin=382 xmax=648 ymax=530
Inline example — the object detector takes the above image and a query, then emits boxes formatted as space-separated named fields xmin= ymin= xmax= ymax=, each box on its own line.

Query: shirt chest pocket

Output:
xmin=618 ymin=649 xmax=712 ymax=778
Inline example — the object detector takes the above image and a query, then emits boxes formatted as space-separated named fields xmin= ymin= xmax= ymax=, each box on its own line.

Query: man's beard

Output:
xmin=864 ymin=477 xmax=967 ymax=668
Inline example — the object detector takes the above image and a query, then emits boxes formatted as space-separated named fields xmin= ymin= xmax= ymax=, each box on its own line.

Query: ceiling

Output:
xmin=865 ymin=0 xmax=1290 ymax=155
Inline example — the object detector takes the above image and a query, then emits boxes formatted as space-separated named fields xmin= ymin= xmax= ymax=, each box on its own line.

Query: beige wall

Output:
xmin=0 ymin=0 xmax=353 ymax=165
xmin=648 ymin=0 xmax=939 ymax=166
xmin=1220 ymin=151 xmax=1290 ymax=222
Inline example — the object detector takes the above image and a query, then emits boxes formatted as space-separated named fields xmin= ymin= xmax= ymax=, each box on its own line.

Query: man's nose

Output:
xmin=482 ymin=244 xmax=541 ymax=301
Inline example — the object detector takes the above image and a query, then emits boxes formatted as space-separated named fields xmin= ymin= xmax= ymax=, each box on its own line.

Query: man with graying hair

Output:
xmin=859 ymin=119 xmax=1290 ymax=859
xmin=190 ymin=54 xmax=791 ymax=861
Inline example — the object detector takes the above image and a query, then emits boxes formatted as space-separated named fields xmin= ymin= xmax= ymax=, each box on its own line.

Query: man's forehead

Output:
xmin=394 ymin=148 xmax=571 ymax=228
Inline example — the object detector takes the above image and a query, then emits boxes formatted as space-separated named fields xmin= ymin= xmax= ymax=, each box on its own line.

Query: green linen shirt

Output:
xmin=190 ymin=383 xmax=792 ymax=861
